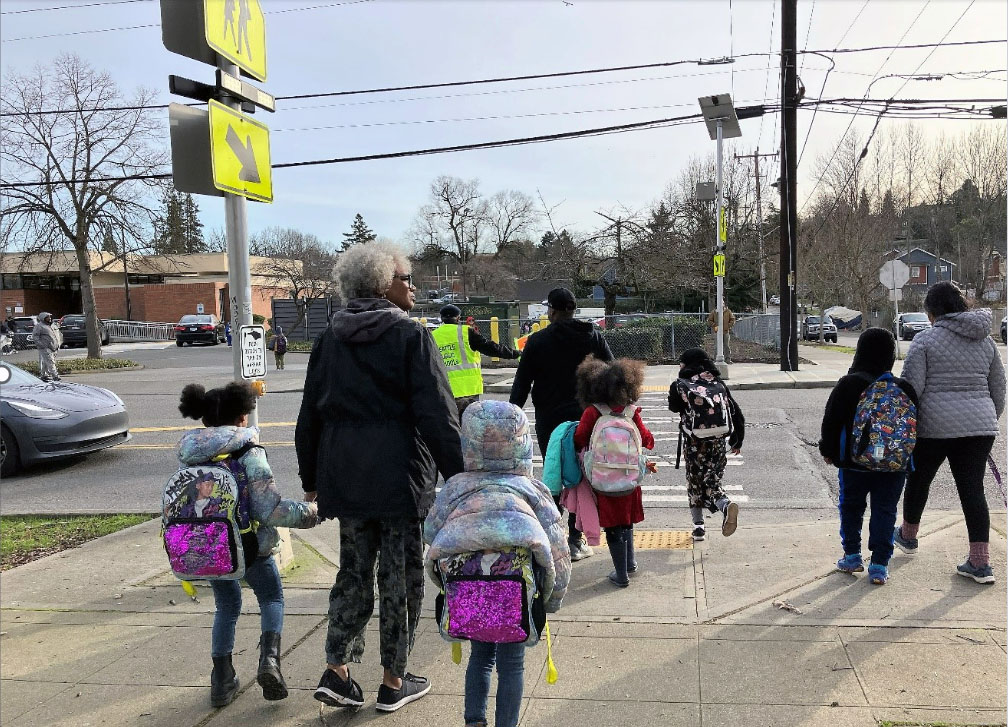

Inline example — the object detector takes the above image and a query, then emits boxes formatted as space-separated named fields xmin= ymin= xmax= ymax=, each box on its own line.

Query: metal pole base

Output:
xmin=716 ymin=361 xmax=730 ymax=379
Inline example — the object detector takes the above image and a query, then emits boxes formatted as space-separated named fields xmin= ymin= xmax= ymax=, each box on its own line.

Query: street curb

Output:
xmin=59 ymin=364 xmax=145 ymax=376
xmin=486 ymin=379 xmax=839 ymax=393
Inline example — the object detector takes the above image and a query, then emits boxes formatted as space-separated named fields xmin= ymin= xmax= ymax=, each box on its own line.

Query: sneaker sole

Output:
xmin=837 ymin=565 xmax=865 ymax=574
xmin=693 ymin=533 xmax=705 ymax=541
xmin=893 ymin=541 xmax=918 ymax=555
xmin=722 ymin=502 xmax=739 ymax=537
xmin=314 ymin=686 xmax=365 ymax=709
xmin=375 ymin=682 xmax=432 ymax=712
xmin=957 ymin=569 xmax=995 ymax=585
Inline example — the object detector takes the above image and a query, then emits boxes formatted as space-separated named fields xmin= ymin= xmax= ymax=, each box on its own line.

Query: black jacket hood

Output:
xmin=849 ymin=327 xmax=896 ymax=376
xmin=330 ymin=298 xmax=410 ymax=343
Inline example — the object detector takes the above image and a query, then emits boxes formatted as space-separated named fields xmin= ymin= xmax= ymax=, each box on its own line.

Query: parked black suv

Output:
xmin=58 ymin=314 xmax=110 ymax=347
xmin=174 ymin=314 xmax=225 ymax=346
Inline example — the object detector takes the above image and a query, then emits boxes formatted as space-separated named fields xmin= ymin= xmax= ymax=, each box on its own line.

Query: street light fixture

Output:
xmin=698 ymin=93 xmax=742 ymax=375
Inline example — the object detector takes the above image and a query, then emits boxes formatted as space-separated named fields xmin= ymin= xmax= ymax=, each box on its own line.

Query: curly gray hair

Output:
xmin=333 ymin=241 xmax=411 ymax=299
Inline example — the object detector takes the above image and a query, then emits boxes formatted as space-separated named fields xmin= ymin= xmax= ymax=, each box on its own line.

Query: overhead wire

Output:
xmin=0 ymin=0 xmax=145 ymax=15
xmin=755 ymin=0 xmax=777 ymax=150
xmin=796 ymin=0 xmax=870 ymax=167
xmin=799 ymin=0 xmax=931 ymax=216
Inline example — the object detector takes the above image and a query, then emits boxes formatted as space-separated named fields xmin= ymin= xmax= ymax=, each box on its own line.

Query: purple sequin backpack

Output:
xmin=161 ymin=443 xmax=259 ymax=581
xmin=435 ymin=547 xmax=546 ymax=646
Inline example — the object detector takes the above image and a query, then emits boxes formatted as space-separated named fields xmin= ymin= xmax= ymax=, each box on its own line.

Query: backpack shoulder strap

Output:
xmin=594 ymin=403 xmax=611 ymax=416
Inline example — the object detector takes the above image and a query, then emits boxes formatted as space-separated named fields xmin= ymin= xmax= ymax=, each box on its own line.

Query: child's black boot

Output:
xmin=626 ymin=528 xmax=638 ymax=575
xmin=210 ymin=654 xmax=239 ymax=707
xmin=257 ymin=631 xmax=288 ymax=700
xmin=607 ymin=531 xmax=630 ymax=587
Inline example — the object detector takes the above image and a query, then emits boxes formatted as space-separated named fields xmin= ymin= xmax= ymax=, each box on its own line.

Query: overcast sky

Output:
xmin=1 ymin=0 xmax=1005 ymax=248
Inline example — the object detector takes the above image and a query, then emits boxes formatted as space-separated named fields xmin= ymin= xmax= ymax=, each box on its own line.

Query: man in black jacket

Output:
xmin=509 ymin=287 xmax=613 ymax=560
xmin=297 ymin=243 xmax=463 ymax=714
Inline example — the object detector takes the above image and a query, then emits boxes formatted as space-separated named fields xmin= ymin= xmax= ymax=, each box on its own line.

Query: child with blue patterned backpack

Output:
xmin=170 ymin=382 xmax=319 ymax=707
xmin=819 ymin=328 xmax=919 ymax=585
xmin=424 ymin=400 xmax=571 ymax=727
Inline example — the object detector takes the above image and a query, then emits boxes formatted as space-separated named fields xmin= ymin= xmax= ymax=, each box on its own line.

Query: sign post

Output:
xmin=879 ymin=259 xmax=910 ymax=358
xmin=162 ymin=0 xmax=273 ymax=426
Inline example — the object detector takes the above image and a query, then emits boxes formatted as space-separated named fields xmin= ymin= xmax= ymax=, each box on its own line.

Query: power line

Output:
xmin=0 ymin=0 xmax=375 ymax=42
xmin=755 ymin=0 xmax=778 ymax=150
xmin=0 ymin=0 xmax=146 ymax=15
xmin=798 ymin=0 xmax=817 ymax=74
xmin=796 ymin=0 xmax=870 ymax=167
xmin=799 ymin=0 xmax=932 ymax=216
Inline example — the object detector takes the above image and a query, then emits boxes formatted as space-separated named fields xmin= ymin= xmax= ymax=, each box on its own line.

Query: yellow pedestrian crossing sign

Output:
xmin=713 ymin=253 xmax=726 ymax=277
xmin=208 ymin=100 xmax=272 ymax=202
xmin=204 ymin=0 xmax=267 ymax=82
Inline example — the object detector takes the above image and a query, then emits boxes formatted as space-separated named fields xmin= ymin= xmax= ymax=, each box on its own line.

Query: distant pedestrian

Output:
xmin=820 ymin=328 xmax=918 ymax=585
xmin=894 ymin=282 xmax=1005 ymax=585
xmin=424 ymin=400 xmax=570 ymax=727
xmin=510 ymin=287 xmax=614 ymax=563
xmin=176 ymin=382 xmax=319 ymax=707
xmin=668 ymin=348 xmax=745 ymax=541
xmin=225 ymin=322 xmax=232 ymax=347
xmin=573 ymin=356 xmax=655 ymax=588
xmin=707 ymin=305 xmax=736 ymax=363
xmin=34 ymin=312 xmax=62 ymax=382
xmin=296 ymin=242 xmax=463 ymax=713
xmin=273 ymin=327 xmax=287 ymax=370
xmin=434 ymin=304 xmax=519 ymax=417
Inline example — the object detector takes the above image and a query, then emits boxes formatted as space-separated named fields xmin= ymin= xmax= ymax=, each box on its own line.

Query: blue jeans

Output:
xmin=838 ymin=469 xmax=906 ymax=566
xmin=464 ymin=640 xmax=525 ymax=727
xmin=210 ymin=556 xmax=284 ymax=658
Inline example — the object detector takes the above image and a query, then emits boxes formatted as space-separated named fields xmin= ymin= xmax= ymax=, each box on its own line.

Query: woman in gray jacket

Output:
xmin=894 ymin=282 xmax=1005 ymax=584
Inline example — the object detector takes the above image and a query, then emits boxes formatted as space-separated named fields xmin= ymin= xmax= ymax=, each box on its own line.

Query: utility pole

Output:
xmin=779 ymin=0 xmax=799 ymax=371
xmin=735 ymin=149 xmax=777 ymax=313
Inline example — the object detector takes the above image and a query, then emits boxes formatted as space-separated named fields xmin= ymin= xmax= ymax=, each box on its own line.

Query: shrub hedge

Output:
xmin=15 ymin=358 xmax=138 ymax=376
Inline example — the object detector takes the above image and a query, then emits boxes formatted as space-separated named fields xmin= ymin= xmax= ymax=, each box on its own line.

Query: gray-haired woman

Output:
xmin=295 ymin=241 xmax=463 ymax=712
xmin=895 ymin=282 xmax=1005 ymax=584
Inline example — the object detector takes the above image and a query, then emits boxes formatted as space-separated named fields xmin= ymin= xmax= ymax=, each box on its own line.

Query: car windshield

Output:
xmin=903 ymin=313 xmax=928 ymax=323
xmin=0 ymin=362 xmax=43 ymax=387
xmin=806 ymin=316 xmax=820 ymax=324
xmin=14 ymin=317 xmax=34 ymax=326
xmin=823 ymin=316 xmax=833 ymax=325
xmin=179 ymin=315 xmax=211 ymax=324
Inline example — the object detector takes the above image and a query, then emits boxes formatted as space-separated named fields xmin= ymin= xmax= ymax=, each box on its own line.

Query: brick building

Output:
xmin=1 ymin=252 xmax=295 ymax=323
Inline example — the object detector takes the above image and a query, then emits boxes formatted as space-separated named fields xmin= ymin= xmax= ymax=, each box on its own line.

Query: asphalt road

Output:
xmin=1 ymin=343 xmax=1004 ymax=520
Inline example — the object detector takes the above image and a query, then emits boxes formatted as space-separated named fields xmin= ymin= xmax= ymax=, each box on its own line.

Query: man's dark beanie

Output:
xmin=440 ymin=304 xmax=462 ymax=320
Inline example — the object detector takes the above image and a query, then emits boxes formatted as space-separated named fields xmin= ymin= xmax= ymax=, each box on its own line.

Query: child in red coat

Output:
xmin=574 ymin=356 xmax=655 ymax=587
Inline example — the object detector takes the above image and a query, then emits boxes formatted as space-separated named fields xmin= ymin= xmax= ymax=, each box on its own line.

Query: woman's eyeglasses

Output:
xmin=394 ymin=274 xmax=413 ymax=286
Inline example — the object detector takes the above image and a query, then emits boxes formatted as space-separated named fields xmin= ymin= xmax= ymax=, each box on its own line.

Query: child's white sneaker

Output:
xmin=691 ymin=523 xmax=706 ymax=541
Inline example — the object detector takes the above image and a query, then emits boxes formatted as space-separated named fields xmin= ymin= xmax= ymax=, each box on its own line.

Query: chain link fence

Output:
xmin=732 ymin=314 xmax=780 ymax=350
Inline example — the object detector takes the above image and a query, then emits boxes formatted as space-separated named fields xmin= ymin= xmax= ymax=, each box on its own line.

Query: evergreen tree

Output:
xmin=341 ymin=213 xmax=377 ymax=250
xmin=152 ymin=189 xmax=205 ymax=254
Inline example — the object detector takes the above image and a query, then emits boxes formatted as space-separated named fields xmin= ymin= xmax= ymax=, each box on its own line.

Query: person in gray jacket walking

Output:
xmin=34 ymin=312 xmax=62 ymax=382
xmin=894 ymin=282 xmax=1005 ymax=584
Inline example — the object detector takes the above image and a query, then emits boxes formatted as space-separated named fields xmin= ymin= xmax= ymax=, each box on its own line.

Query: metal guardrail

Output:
xmin=104 ymin=320 xmax=176 ymax=342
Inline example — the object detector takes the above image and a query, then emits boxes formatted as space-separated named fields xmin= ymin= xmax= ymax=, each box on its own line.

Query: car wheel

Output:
xmin=176 ymin=340 xmax=184 ymax=347
xmin=102 ymin=334 xmax=110 ymax=346
xmin=1 ymin=425 xmax=20 ymax=477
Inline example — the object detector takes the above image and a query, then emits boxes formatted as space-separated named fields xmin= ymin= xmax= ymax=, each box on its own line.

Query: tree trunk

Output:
xmin=74 ymin=242 xmax=103 ymax=359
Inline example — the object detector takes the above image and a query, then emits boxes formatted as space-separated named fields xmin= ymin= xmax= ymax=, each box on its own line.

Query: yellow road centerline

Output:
xmin=131 ymin=422 xmax=296 ymax=433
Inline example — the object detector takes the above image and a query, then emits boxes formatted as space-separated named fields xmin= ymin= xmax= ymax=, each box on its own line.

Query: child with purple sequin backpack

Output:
xmin=424 ymin=400 xmax=571 ymax=727
xmin=167 ymin=382 xmax=319 ymax=708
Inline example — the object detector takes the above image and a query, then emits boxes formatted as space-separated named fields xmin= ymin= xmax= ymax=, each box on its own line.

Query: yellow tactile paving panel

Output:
xmin=604 ymin=529 xmax=694 ymax=550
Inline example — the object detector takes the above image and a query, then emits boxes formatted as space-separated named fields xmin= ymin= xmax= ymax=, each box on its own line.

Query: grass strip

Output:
xmin=15 ymin=358 xmax=138 ymax=376
xmin=1 ymin=513 xmax=155 ymax=570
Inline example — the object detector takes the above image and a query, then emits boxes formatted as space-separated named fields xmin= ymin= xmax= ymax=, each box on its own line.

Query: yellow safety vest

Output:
xmin=432 ymin=323 xmax=483 ymax=398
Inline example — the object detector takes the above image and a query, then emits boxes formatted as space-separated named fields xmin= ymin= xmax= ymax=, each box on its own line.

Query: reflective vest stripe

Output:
xmin=432 ymin=324 xmax=483 ymax=398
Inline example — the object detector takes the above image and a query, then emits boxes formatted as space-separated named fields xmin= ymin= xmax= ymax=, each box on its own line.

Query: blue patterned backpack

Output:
xmin=850 ymin=373 xmax=917 ymax=472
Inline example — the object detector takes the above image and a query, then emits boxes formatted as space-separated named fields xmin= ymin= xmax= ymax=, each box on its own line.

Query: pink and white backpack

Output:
xmin=582 ymin=404 xmax=646 ymax=497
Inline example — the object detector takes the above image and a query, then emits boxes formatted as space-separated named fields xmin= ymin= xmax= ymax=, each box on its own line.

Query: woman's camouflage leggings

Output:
xmin=325 ymin=517 xmax=424 ymax=677
xmin=684 ymin=436 xmax=728 ymax=512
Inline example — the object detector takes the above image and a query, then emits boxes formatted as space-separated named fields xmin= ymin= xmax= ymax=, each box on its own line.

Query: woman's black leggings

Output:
xmin=902 ymin=436 xmax=995 ymax=543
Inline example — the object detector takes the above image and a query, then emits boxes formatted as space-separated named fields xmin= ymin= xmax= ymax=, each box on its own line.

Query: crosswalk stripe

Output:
xmin=644 ymin=495 xmax=750 ymax=503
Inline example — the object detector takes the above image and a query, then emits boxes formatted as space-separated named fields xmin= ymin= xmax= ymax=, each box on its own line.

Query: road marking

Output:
xmin=131 ymin=422 xmax=296 ymax=433
xmin=121 ymin=441 xmax=295 ymax=450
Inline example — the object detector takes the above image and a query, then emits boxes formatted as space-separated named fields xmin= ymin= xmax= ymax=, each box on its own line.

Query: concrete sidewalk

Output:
xmin=2 ymin=511 xmax=1005 ymax=726
xmin=485 ymin=344 xmax=862 ymax=393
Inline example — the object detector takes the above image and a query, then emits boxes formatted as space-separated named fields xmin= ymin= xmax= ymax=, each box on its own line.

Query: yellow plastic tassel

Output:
xmin=451 ymin=641 xmax=462 ymax=665
xmin=181 ymin=580 xmax=198 ymax=601
xmin=544 ymin=621 xmax=558 ymax=684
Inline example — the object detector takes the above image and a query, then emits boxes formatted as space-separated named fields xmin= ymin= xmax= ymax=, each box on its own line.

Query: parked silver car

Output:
xmin=801 ymin=315 xmax=837 ymax=343
xmin=0 ymin=362 xmax=130 ymax=476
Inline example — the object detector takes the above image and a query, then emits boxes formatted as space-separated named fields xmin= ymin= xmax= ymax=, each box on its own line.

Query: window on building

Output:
xmin=126 ymin=274 xmax=165 ymax=285
xmin=911 ymin=266 xmax=923 ymax=279
xmin=1 ymin=274 xmax=22 ymax=289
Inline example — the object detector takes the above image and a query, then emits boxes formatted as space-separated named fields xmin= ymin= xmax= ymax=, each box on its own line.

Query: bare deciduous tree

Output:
xmin=250 ymin=227 xmax=337 ymax=333
xmin=0 ymin=54 xmax=166 ymax=358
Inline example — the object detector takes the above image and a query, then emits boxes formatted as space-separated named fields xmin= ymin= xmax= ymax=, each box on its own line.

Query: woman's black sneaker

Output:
xmin=375 ymin=673 xmax=431 ymax=712
xmin=314 ymin=668 xmax=364 ymax=708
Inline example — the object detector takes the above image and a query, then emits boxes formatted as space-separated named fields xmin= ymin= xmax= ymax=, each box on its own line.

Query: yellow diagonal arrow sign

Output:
xmin=208 ymin=99 xmax=272 ymax=202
